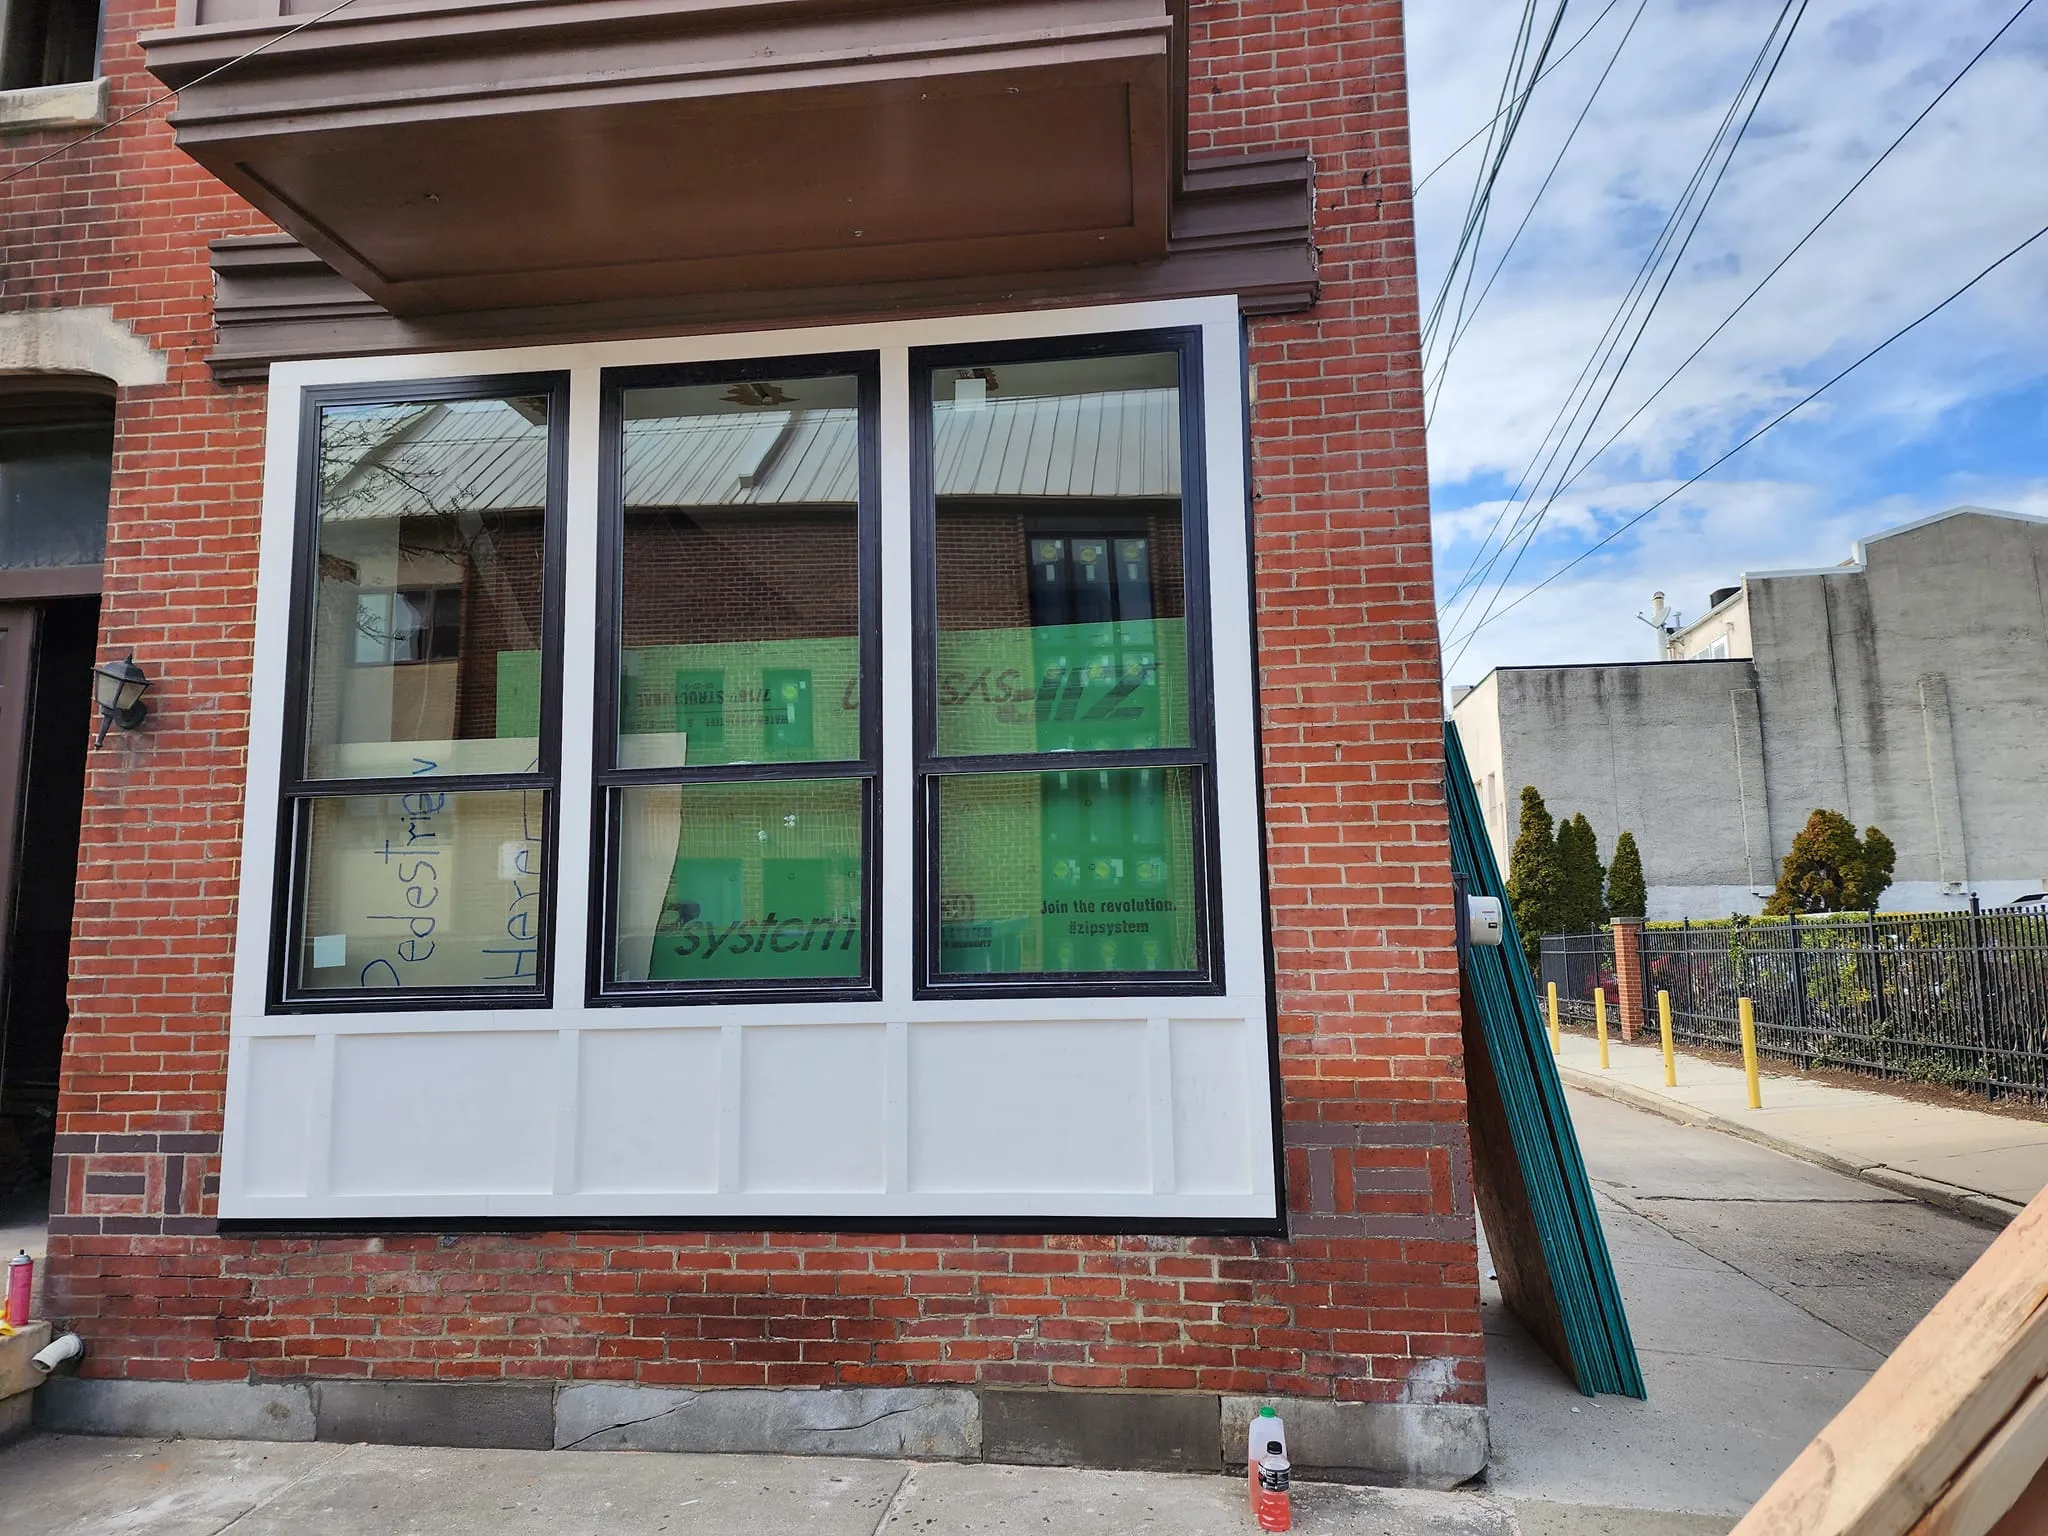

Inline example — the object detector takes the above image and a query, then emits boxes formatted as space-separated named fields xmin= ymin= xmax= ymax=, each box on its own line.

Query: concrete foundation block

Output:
xmin=35 ymin=1378 xmax=315 ymax=1442
xmin=313 ymin=1381 xmax=554 ymax=1450
xmin=983 ymin=1389 xmax=1220 ymax=1473
xmin=0 ymin=1322 xmax=53 ymax=1401
xmin=1220 ymin=1396 xmax=1489 ymax=1490
xmin=555 ymin=1383 xmax=980 ymax=1460
xmin=0 ymin=1390 xmax=31 ymax=1445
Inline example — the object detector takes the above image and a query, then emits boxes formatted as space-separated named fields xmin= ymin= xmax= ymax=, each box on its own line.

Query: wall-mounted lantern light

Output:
xmin=91 ymin=653 xmax=151 ymax=747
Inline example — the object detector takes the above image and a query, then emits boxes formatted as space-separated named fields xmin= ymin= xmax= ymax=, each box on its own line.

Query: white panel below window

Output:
xmin=1170 ymin=1019 xmax=1256 ymax=1195
xmin=740 ymin=1024 xmax=886 ymax=1194
xmin=907 ymin=1020 xmax=1150 ymax=1194
xmin=240 ymin=1036 xmax=315 ymax=1198
xmin=577 ymin=1029 xmax=720 ymax=1193
xmin=329 ymin=1031 xmax=555 ymax=1196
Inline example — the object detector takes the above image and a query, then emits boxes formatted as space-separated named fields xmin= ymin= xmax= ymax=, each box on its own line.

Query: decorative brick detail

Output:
xmin=1612 ymin=919 xmax=1645 ymax=1042
xmin=11 ymin=1 xmax=1482 ymax=1409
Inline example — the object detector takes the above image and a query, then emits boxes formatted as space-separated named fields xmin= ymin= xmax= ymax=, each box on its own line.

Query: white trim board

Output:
xmin=223 ymin=296 xmax=1281 ymax=1225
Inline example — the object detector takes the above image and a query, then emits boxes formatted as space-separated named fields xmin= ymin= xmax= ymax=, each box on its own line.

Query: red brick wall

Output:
xmin=9 ymin=1 xmax=1480 ymax=1407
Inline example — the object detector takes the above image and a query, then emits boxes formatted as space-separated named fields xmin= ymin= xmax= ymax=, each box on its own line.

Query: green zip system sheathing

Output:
xmin=1446 ymin=720 xmax=1645 ymax=1399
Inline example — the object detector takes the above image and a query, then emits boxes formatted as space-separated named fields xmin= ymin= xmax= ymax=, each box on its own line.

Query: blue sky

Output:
xmin=1405 ymin=0 xmax=2048 ymax=683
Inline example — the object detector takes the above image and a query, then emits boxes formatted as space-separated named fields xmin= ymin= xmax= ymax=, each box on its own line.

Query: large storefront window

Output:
xmin=916 ymin=336 xmax=1216 ymax=993
xmin=264 ymin=333 xmax=1220 ymax=1008
xmin=277 ymin=379 xmax=566 ymax=1006
xmin=596 ymin=360 xmax=878 ymax=1000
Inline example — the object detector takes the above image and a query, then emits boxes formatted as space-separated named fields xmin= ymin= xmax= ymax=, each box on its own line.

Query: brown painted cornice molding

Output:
xmin=206 ymin=150 xmax=1316 ymax=381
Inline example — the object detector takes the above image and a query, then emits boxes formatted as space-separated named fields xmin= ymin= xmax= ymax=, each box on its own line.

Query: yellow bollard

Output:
xmin=1739 ymin=996 xmax=1762 ymax=1108
xmin=1547 ymin=981 xmax=1562 ymax=1055
xmin=1594 ymin=987 xmax=1609 ymax=1069
xmin=1657 ymin=989 xmax=1677 ymax=1088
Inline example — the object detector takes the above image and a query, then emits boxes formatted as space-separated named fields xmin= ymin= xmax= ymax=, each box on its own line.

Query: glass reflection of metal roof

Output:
xmin=319 ymin=391 xmax=1182 ymax=518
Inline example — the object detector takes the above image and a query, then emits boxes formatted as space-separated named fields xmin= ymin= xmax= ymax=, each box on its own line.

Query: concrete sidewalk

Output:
xmin=1552 ymin=1029 xmax=2048 ymax=1224
xmin=0 ymin=1435 xmax=1521 ymax=1536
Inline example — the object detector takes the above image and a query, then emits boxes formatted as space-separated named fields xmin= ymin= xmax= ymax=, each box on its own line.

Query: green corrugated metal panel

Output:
xmin=1447 ymin=720 xmax=1645 ymax=1399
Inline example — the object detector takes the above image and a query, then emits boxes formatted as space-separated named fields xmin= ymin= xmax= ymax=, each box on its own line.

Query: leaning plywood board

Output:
xmin=1732 ymin=1189 xmax=2048 ymax=1536
xmin=1445 ymin=722 xmax=1642 ymax=1399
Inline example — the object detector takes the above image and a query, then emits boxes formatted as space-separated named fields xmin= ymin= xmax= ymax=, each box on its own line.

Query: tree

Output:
xmin=1846 ymin=824 xmax=1896 ymax=912
xmin=1557 ymin=813 xmax=1608 ymax=932
xmin=1766 ymin=810 xmax=1897 ymax=915
xmin=1607 ymin=831 xmax=1647 ymax=919
xmin=1506 ymin=786 xmax=1565 ymax=964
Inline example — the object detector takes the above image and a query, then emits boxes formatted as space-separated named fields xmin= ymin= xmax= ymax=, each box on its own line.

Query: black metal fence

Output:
xmin=1539 ymin=929 xmax=1615 ymax=1027
xmin=1541 ymin=902 xmax=2048 ymax=1100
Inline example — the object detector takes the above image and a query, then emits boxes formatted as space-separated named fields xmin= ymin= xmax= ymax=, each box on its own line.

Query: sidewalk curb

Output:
xmin=1556 ymin=1064 xmax=2025 ymax=1230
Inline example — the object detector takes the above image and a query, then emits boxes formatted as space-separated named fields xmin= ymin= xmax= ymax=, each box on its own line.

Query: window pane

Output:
xmin=614 ymin=779 xmax=866 ymax=985
xmin=0 ymin=420 xmax=111 ymax=569
xmin=936 ymin=767 xmax=1198 ymax=976
xmin=292 ymin=789 xmax=548 ymax=994
xmin=304 ymin=395 xmax=550 ymax=780
xmin=617 ymin=375 xmax=862 ymax=770
xmin=931 ymin=352 xmax=1189 ymax=757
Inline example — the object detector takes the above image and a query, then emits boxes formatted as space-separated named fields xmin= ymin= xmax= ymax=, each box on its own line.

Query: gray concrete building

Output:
xmin=1451 ymin=507 xmax=2048 ymax=919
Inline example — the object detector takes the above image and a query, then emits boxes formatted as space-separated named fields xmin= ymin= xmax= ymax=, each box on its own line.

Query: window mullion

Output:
xmin=880 ymin=345 xmax=916 ymax=1009
xmin=551 ymin=364 xmax=604 ymax=1003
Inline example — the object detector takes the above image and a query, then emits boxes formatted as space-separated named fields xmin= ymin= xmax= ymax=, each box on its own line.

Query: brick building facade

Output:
xmin=1 ymin=0 xmax=1480 ymax=1478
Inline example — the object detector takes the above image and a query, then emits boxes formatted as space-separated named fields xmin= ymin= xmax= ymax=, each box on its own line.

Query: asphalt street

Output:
xmin=1487 ymin=1087 xmax=1999 ymax=1532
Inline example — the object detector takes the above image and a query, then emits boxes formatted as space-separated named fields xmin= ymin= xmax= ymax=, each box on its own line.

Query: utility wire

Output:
xmin=1413 ymin=0 xmax=1628 ymax=199
xmin=1442 ymin=215 xmax=2048 ymax=665
xmin=1437 ymin=0 xmax=1804 ymax=630
xmin=1443 ymin=0 xmax=1809 ymax=644
xmin=1474 ymin=0 xmax=2041 ymax=527
xmin=1437 ymin=0 xmax=1799 ymax=619
xmin=1421 ymin=0 xmax=1551 ymax=366
xmin=1426 ymin=0 xmax=1576 ymax=376
xmin=1425 ymin=0 xmax=1654 ymax=419
xmin=0 ymin=0 xmax=363 ymax=187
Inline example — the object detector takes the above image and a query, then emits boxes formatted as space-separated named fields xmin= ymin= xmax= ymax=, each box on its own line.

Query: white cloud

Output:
xmin=1408 ymin=0 xmax=2048 ymax=686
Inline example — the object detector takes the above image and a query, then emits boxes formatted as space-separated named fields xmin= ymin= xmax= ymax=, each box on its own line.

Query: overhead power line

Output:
xmin=1465 ymin=0 xmax=2042 ymax=530
xmin=1419 ymin=0 xmax=1571 ymax=371
xmin=1411 ymin=0 xmax=1629 ymax=199
xmin=1436 ymin=0 xmax=1806 ymax=630
xmin=1424 ymin=0 xmax=1655 ymax=420
xmin=0 ymin=0 xmax=363 ymax=187
xmin=1441 ymin=0 xmax=1810 ymax=647
xmin=1444 ymin=215 xmax=2048 ymax=656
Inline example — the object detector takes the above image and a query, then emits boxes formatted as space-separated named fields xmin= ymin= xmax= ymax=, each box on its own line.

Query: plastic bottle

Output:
xmin=1256 ymin=1441 xmax=1292 ymax=1532
xmin=1247 ymin=1405 xmax=1285 ymax=1512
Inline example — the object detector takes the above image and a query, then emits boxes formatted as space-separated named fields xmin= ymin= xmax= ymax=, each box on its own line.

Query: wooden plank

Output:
xmin=1910 ymin=1373 xmax=2048 ymax=1536
xmin=1732 ymin=1192 xmax=2048 ymax=1536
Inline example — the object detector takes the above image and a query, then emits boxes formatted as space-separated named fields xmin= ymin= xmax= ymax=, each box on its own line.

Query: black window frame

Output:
xmin=589 ymin=352 xmax=883 ymax=1006
xmin=910 ymin=327 xmax=1225 ymax=1000
xmin=269 ymin=372 xmax=571 ymax=1014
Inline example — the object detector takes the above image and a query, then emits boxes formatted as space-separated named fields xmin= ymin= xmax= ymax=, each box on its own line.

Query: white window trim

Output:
xmin=224 ymin=296 xmax=1280 ymax=1226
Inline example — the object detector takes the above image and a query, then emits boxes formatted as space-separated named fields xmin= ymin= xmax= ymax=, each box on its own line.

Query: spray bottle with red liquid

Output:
xmin=1255 ymin=1438 xmax=1292 ymax=1532
xmin=1246 ymin=1405 xmax=1285 ymax=1513
xmin=2 ymin=1249 xmax=30 ymax=1332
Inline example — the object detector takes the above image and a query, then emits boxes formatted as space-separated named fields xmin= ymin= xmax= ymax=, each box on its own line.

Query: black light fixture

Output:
xmin=91 ymin=653 xmax=151 ymax=747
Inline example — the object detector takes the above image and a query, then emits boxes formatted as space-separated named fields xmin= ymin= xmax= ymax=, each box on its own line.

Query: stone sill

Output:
xmin=0 ymin=78 xmax=109 ymax=135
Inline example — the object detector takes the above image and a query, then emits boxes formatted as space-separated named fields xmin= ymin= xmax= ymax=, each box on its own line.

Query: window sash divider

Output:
xmin=915 ymin=748 xmax=1208 ymax=778
xmin=283 ymin=772 xmax=556 ymax=798
xmin=594 ymin=761 xmax=877 ymax=790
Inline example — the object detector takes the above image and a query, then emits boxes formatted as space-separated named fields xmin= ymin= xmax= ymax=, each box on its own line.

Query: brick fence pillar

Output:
xmin=1613 ymin=919 xmax=1646 ymax=1041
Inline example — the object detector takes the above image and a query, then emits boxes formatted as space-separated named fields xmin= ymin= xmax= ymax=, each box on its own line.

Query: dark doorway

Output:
xmin=0 ymin=599 xmax=98 ymax=1186
xmin=0 ymin=392 xmax=112 ymax=1196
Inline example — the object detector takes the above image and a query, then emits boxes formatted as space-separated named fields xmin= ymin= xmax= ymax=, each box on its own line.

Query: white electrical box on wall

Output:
xmin=1466 ymin=896 xmax=1504 ymax=947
